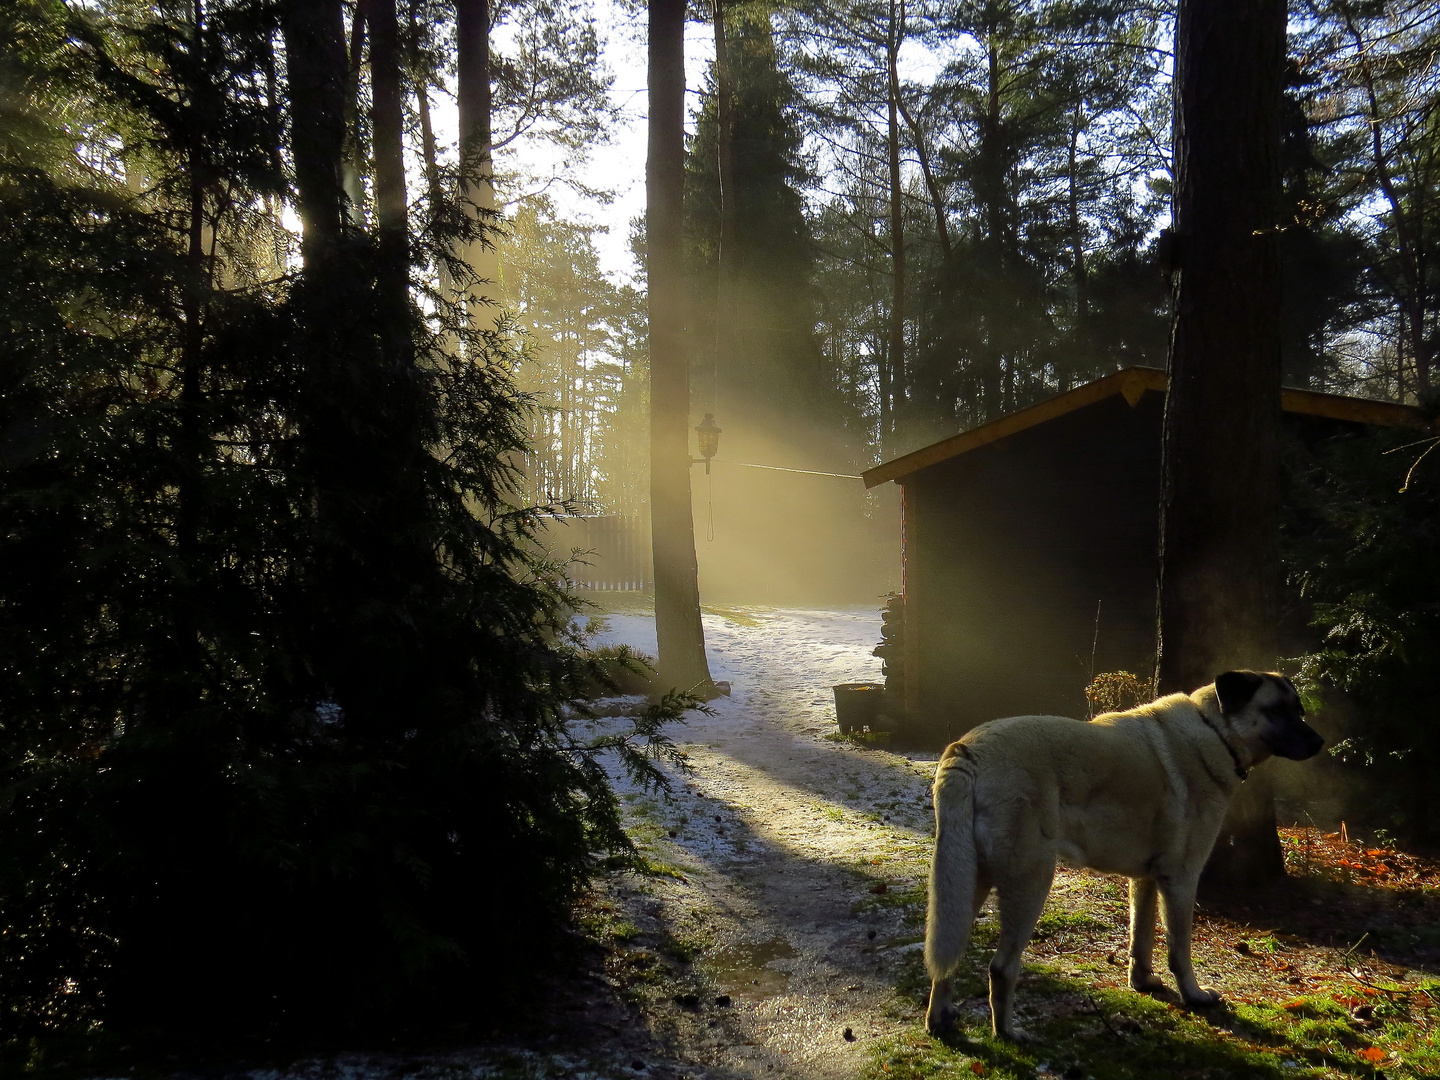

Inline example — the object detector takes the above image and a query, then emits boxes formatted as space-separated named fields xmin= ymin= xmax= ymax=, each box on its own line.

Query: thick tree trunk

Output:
xmin=283 ymin=0 xmax=348 ymax=270
xmin=1159 ymin=0 xmax=1287 ymax=892
xmin=457 ymin=0 xmax=499 ymax=313
xmin=368 ymin=0 xmax=408 ymax=329
xmin=648 ymin=0 xmax=713 ymax=695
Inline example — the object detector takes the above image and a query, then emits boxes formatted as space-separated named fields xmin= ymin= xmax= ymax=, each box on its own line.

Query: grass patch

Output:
xmin=825 ymin=729 xmax=896 ymax=746
xmin=584 ymin=595 xmax=654 ymax=617
xmin=639 ymin=858 xmax=689 ymax=881
xmin=656 ymin=924 xmax=713 ymax=964
xmin=866 ymin=870 xmax=1440 ymax=1080
xmin=575 ymin=899 xmax=643 ymax=946
xmin=701 ymin=605 xmax=765 ymax=628
xmin=867 ymin=955 xmax=1440 ymax=1080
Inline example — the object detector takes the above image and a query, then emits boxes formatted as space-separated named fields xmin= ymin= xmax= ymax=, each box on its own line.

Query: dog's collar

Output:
xmin=1195 ymin=706 xmax=1248 ymax=781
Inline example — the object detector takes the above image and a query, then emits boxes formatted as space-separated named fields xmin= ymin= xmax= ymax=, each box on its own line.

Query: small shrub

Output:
xmin=1085 ymin=671 xmax=1153 ymax=717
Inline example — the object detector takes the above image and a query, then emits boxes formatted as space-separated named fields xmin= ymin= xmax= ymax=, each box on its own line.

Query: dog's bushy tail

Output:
xmin=925 ymin=748 xmax=979 ymax=983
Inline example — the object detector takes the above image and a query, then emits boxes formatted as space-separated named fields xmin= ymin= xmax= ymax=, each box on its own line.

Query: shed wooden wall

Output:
xmin=903 ymin=392 xmax=1165 ymax=742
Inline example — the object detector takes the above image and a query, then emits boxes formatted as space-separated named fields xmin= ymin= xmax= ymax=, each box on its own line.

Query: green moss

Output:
xmin=1032 ymin=909 xmax=1108 ymax=940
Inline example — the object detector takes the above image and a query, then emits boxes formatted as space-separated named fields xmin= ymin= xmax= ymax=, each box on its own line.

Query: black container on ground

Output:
xmin=833 ymin=682 xmax=887 ymax=733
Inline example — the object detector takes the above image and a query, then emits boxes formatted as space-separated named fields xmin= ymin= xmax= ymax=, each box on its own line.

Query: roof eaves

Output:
xmin=862 ymin=367 xmax=1429 ymax=489
xmin=862 ymin=367 xmax=1165 ymax=488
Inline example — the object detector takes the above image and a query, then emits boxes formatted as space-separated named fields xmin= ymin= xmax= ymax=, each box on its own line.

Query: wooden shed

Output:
xmin=862 ymin=366 xmax=1428 ymax=747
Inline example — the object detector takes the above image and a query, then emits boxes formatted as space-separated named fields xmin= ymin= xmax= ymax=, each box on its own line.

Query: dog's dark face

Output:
xmin=1215 ymin=670 xmax=1325 ymax=761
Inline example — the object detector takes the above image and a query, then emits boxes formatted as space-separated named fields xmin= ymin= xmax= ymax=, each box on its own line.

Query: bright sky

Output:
xmin=493 ymin=3 xmax=718 ymax=285
xmin=494 ymin=1 xmax=948 ymax=286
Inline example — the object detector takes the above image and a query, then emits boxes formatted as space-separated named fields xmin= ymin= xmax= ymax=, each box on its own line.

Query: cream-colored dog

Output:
xmin=924 ymin=671 xmax=1323 ymax=1041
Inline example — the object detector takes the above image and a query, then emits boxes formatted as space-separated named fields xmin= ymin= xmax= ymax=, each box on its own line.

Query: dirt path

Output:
xmin=587 ymin=605 xmax=940 ymax=1080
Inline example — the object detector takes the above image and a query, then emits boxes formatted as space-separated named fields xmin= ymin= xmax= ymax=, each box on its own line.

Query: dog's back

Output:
xmin=934 ymin=701 xmax=1210 ymax=876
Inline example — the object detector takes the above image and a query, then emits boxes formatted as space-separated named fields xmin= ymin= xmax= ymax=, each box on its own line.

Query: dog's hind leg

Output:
xmin=1127 ymin=877 xmax=1166 ymax=993
xmin=1157 ymin=874 xmax=1221 ymax=1007
xmin=988 ymin=856 xmax=1054 ymax=1041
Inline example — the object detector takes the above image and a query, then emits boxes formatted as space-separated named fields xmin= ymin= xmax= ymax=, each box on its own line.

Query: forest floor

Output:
xmin=99 ymin=604 xmax=1440 ymax=1080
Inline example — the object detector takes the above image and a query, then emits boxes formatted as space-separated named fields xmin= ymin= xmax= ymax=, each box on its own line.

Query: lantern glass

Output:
xmin=695 ymin=413 xmax=721 ymax=462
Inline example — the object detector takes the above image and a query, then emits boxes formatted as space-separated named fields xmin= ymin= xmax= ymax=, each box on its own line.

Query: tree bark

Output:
xmin=885 ymin=0 xmax=905 ymax=454
xmin=368 ymin=0 xmax=408 ymax=326
xmin=648 ymin=0 xmax=713 ymax=695
xmin=283 ymin=0 xmax=348 ymax=271
xmin=457 ymin=0 xmax=499 ymax=313
xmin=341 ymin=4 xmax=366 ymax=226
xmin=711 ymin=0 xmax=736 ymax=418
xmin=1158 ymin=0 xmax=1287 ymax=891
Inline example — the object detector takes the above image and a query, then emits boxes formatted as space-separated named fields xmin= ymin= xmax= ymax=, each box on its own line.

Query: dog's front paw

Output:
xmin=1128 ymin=968 xmax=1166 ymax=994
xmin=995 ymin=1023 xmax=1032 ymax=1044
xmin=1182 ymin=985 xmax=1222 ymax=1008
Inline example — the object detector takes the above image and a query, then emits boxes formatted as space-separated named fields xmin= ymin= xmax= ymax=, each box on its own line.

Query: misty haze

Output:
xmin=2 ymin=0 xmax=1438 ymax=1077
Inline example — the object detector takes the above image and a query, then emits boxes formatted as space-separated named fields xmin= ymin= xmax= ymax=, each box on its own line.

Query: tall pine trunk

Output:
xmin=1063 ymin=109 xmax=1087 ymax=394
xmin=1158 ymin=0 xmax=1287 ymax=891
xmin=885 ymin=0 xmax=905 ymax=455
xmin=711 ymin=0 xmax=736 ymax=419
xmin=368 ymin=0 xmax=408 ymax=344
xmin=284 ymin=0 xmax=348 ymax=271
xmin=649 ymin=0 xmax=713 ymax=696
xmin=341 ymin=5 xmax=366 ymax=225
xmin=457 ymin=0 xmax=499 ymax=316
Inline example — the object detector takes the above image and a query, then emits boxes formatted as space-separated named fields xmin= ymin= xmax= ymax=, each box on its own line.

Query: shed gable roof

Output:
xmin=862 ymin=366 xmax=1430 ymax=489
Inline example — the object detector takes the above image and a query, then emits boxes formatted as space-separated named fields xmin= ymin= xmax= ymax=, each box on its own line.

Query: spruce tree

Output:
xmin=0 ymin=0 xmax=684 ymax=1038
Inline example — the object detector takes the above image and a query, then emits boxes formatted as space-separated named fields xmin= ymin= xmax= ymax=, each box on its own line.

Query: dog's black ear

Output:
xmin=1215 ymin=670 xmax=1265 ymax=715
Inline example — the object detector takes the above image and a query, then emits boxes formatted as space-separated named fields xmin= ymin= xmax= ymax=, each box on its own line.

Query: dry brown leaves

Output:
xmin=1279 ymin=826 xmax=1440 ymax=891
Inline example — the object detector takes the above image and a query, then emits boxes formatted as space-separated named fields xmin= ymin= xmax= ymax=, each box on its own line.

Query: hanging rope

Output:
xmin=712 ymin=460 xmax=864 ymax=480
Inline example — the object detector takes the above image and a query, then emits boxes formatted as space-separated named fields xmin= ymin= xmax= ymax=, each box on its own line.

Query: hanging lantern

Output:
xmin=694 ymin=413 xmax=721 ymax=474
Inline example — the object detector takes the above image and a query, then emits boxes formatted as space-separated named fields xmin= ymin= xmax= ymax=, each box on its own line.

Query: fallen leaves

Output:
xmin=1279 ymin=826 xmax=1440 ymax=889
xmin=1358 ymin=1046 xmax=1386 ymax=1063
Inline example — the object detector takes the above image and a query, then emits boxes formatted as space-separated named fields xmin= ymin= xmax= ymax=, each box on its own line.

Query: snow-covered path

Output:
xmin=585 ymin=606 xmax=944 ymax=1080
